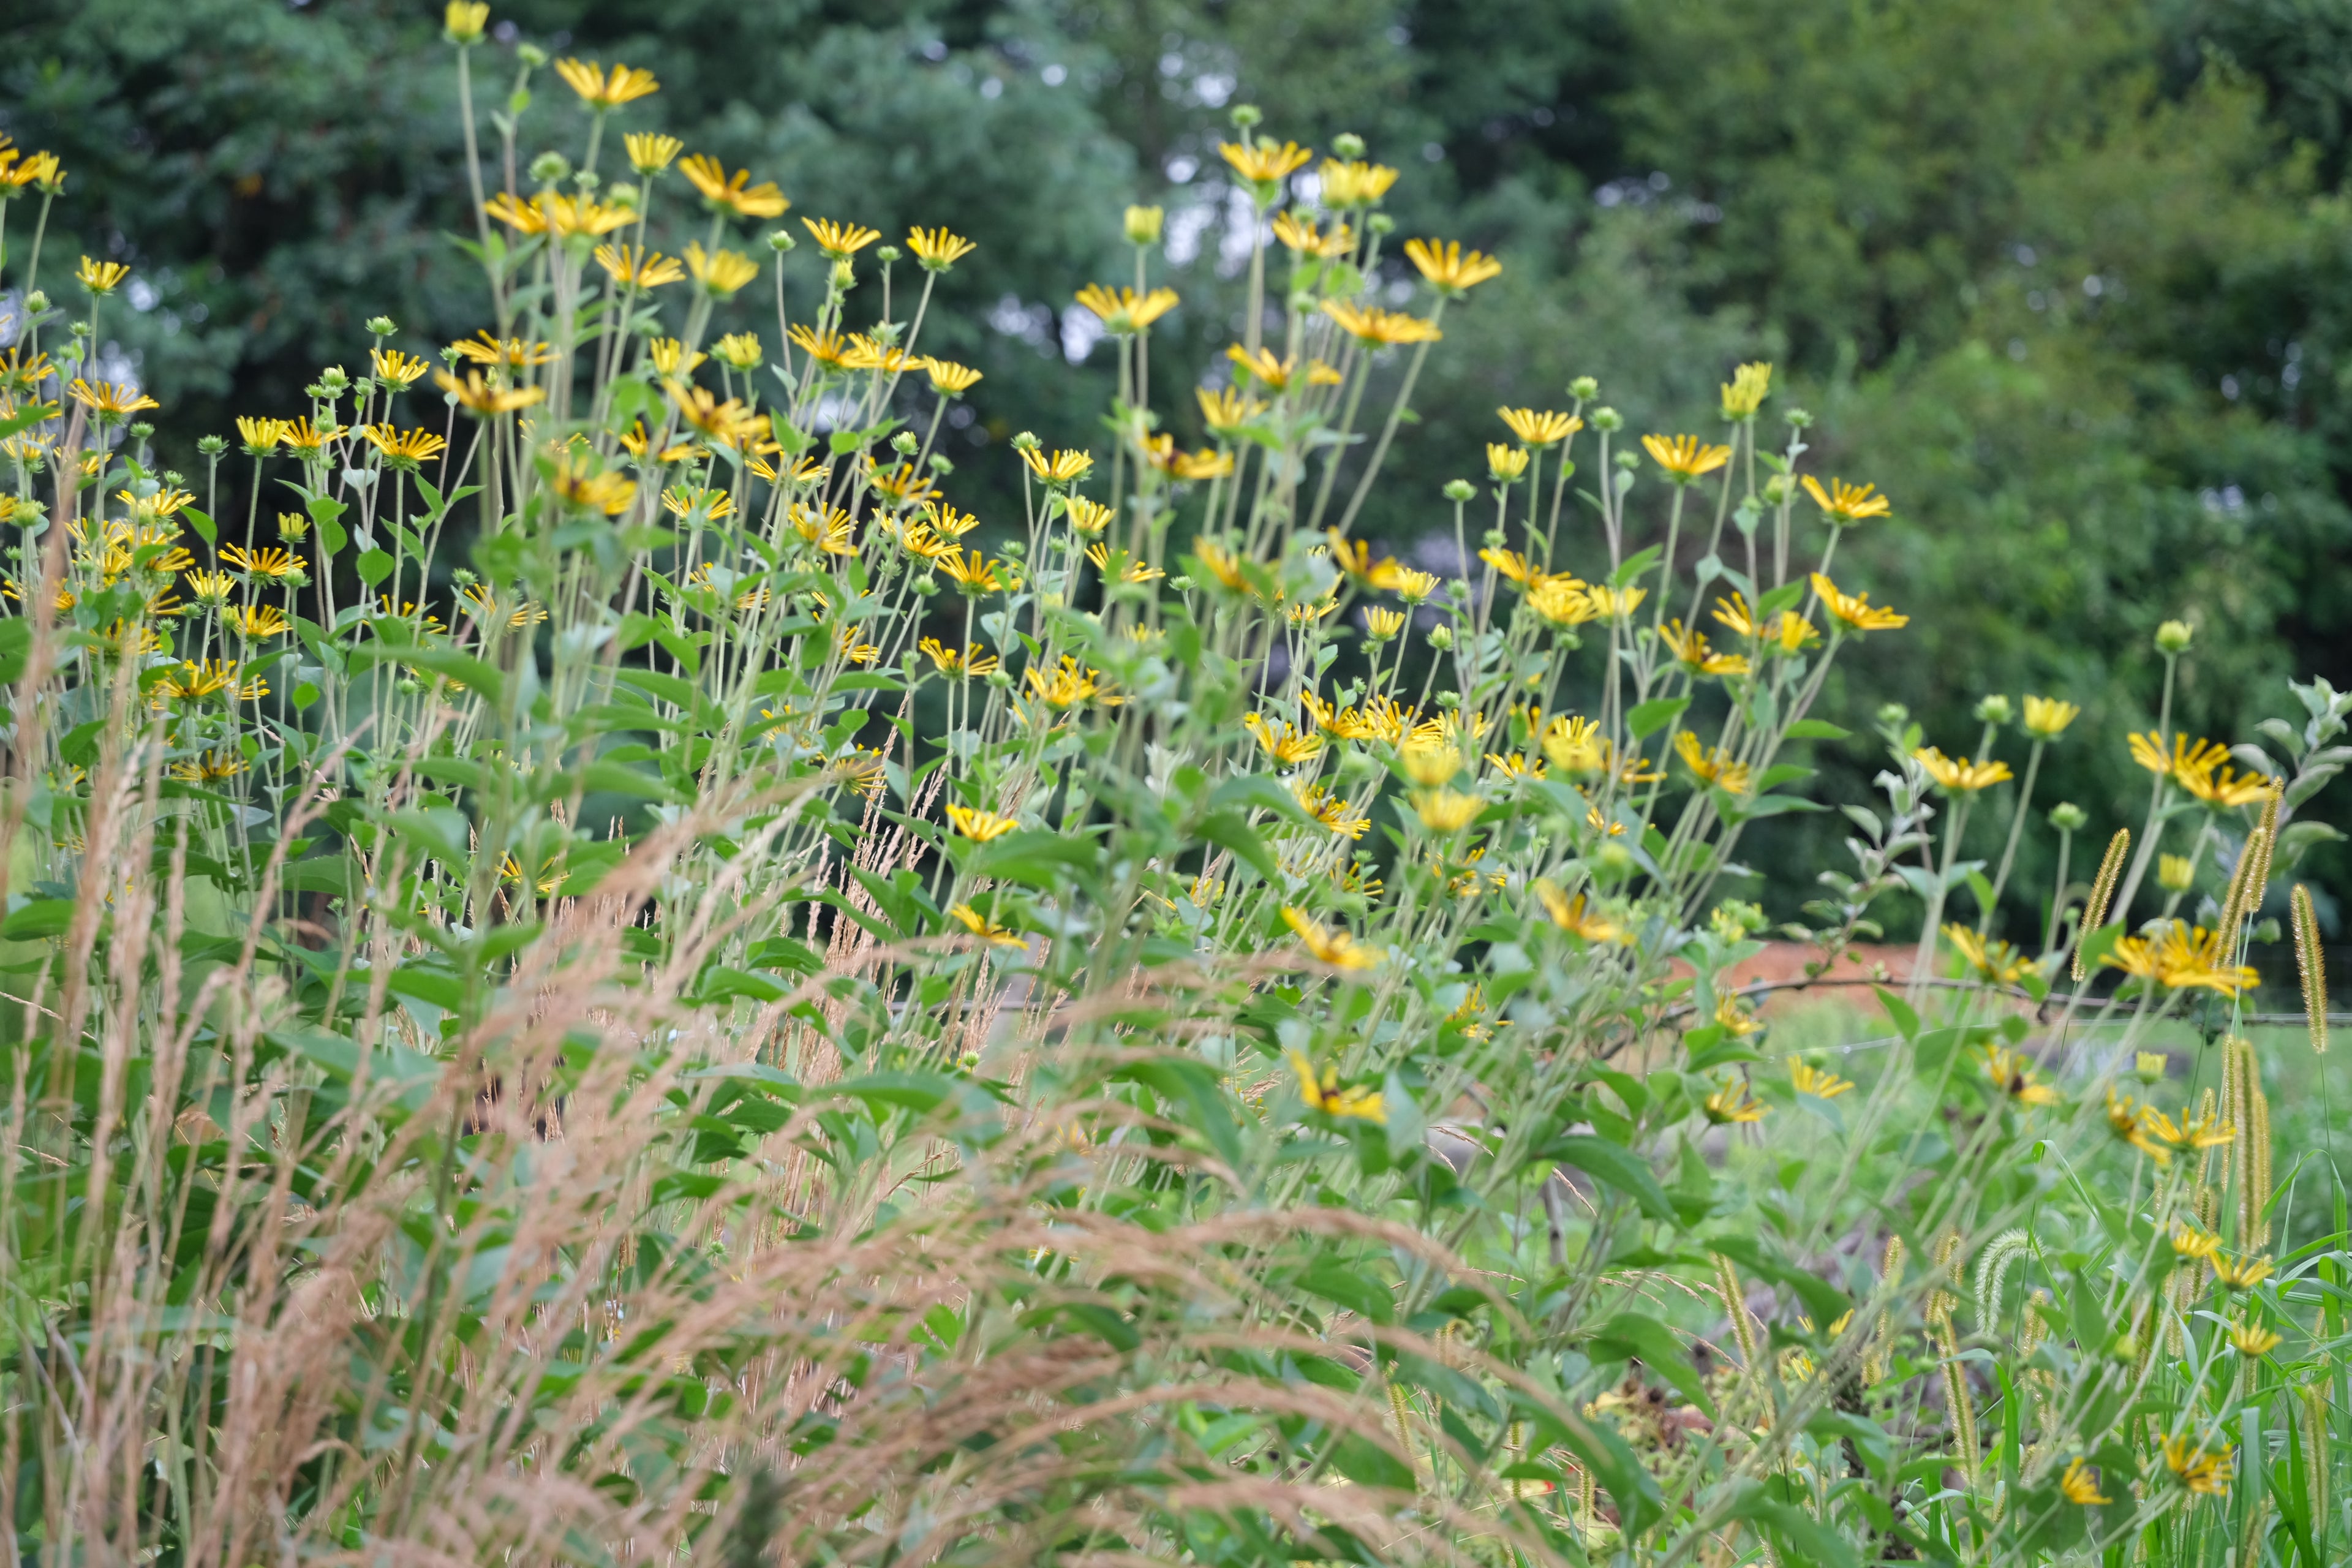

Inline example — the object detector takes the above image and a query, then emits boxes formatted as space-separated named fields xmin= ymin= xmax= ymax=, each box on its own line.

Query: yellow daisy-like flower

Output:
xmin=1498 ymin=407 xmax=1580 ymax=447
xmin=1317 ymin=158 xmax=1399 ymax=206
xmin=1197 ymin=385 xmax=1268 ymax=434
xmin=1281 ymin=908 xmax=1379 ymax=971
xmin=2212 ymin=1253 xmax=2273 ymax=1291
xmin=1981 ymin=1042 xmax=2061 ymax=1106
xmin=1286 ymin=1048 xmax=1386 ymax=1121
xmin=945 ymin=802 xmax=1019 ymax=842
xmin=2059 ymin=1458 xmax=2109 ymax=1507
xmin=443 ymin=1 xmax=489 ymax=44
xmin=226 ymin=603 xmax=290 ymax=640
xmin=934 ymin=548 xmax=1009 ymax=595
xmin=1675 ymin=731 xmax=1751 ymax=794
xmin=435 ymin=369 xmax=545 ymax=415
xmin=77 ymin=257 xmax=130 ymax=295
xmin=1219 ymin=140 xmax=1313 ymax=187
xmin=1021 ymin=657 xmax=1114 ymax=713
xmin=2179 ymin=763 xmax=2275 ymax=809
xmin=947 ymin=903 xmax=1025 ymax=948
xmin=1021 ymin=447 xmax=1095 ymax=484
xmin=918 ymin=638 xmax=999 ymax=679
xmin=1660 ymin=619 xmax=1752 ymax=677
xmin=802 ymin=217 xmax=882 ymax=258
xmin=665 ymin=380 xmax=767 ymax=448
xmin=1703 ymin=1080 xmax=1768 ymax=1125
xmin=1403 ymin=236 xmax=1502 ymax=295
xmin=678 ymin=155 xmax=788 ymax=220
xmin=1809 ymin=571 xmax=1909 ymax=632
xmin=1944 ymin=924 xmax=2031 ymax=984
xmin=683 ymin=241 xmax=760 ymax=296
xmin=2160 ymin=1438 xmax=2230 ymax=1496
xmin=1062 ymin=496 xmax=1114 ymax=536
xmin=1412 ymin=788 xmax=1484 ymax=832
xmin=1363 ymin=606 xmax=1407 ymax=640
xmin=168 ymin=748 xmax=250 ymax=785
xmin=1801 ymin=475 xmax=1892 ymax=524
xmin=594 ymin=244 xmax=685 ymax=289
xmin=902 ymin=225 xmax=975 ymax=271
xmin=220 ymin=543 xmax=301 ymax=579
xmin=1640 ymin=432 xmax=1733 ymax=481
xmin=1270 ymin=211 xmax=1352 ymax=258
xmin=451 ymin=331 xmax=557 ymax=369
xmin=368 ymin=348 xmax=432 ymax=389
xmin=1294 ymin=780 xmax=1371 ymax=840
xmin=1915 ymin=747 xmax=2013 ymax=793
xmin=2021 ymin=695 xmax=2080 ymax=739
xmin=1534 ymin=880 xmax=1623 ymax=943
xmin=624 ymin=132 xmax=683 ymax=174
xmin=69 ymin=379 xmax=160 ymax=419
xmin=1243 ymin=712 xmax=1323 ymax=766
xmin=553 ymin=58 xmax=660 ymax=110
xmin=1074 ymin=284 xmax=1179 ymax=334
xmin=1787 ymin=1057 xmax=1855 ymax=1099
xmin=1085 ymin=542 xmax=1161 ymax=584
xmin=924 ymin=357 xmax=983 ymax=396
xmin=2105 ymin=921 xmax=2260 ymax=996
xmin=2228 ymin=1322 xmax=2282 ymax=1359
xmin=1720 ymin=362 xmax=1773 ymax=419
xmin=1319 ymin=298 xmax=1442 ymax=346
xmin=360 ymin=423 xmax=448 ymax=469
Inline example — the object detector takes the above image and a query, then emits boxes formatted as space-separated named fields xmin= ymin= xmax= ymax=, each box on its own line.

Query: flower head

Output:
xmin=1076 ymin=284 xmax=1179 ymax=334
xmin=1810 ymin=572 xmax=1908 ymax=632
xmin=802 ymin=217 xmax=881 ymax=258
xmin=1720 ymin=362 xmax=1773 ymax=419
xmin=1787 ymin=1057 xmax=1855 ymax=1099
xmin=554 ymin=58 xmax=660 ymax=110
xmin=1703 ymin=1080 xmax=1768 ymax=1125
xmin=360 ymin=423 xmax=448 ymax=470
xmin=1642 ymin=433 xmax=1733 ymax=481
xmin=1801 ymin=475 xmax=1892 ymax=523
xmin=1915 ymin=747 xmax=2013 ymax=793
xmin=1281 ymin=907 xmax=1379 ymax=971
xmin=77 ymin=257 xmax=130 ymax=295
xmin=1403 ymin=237 xmax=1502 ymax=295
xmin=1945 ymin=924 xmax=2031 ymax=985
xmin=1317 ymin=158 xmax=1398 ymax=206
xmin=1675 ymin=731 xmax=1752 ymax=794
xmin=1286 ymin=1048 xmax=1385 ymax=1121
xmin=2161 ymin=1438 xmax=2230 ymax=1496
xmin=2228 ymin=1322 xmax=2282 ymax=1359
xmin=905 ymin=225 xmax=975 ymax=271
xmin=683 ymin=241 xmax=760 ymax=296
xmin=443 ymin=1 xmax=489 ymax=43
xmin=1319 ymin=299 xmax=1441 ymax=346
xmin=1980 ymin=1042 xmax=2061 ymax=1106
xmin=679 ymin=156 xmax=788 ymax=220
xmin=1219 ymin=140 xmax=1313 ymax=187
xmin=1272 ymin=212 xmax=1352 ymax=258
xmin=69 ymin=379 xmax=159 ymax=420
xmin=2212 ymin=1253 xmax=2273 ymax=1291
xmin=2022 ymin=695 xmax=2081 ymax=739
xmin=1534 ymin=880 xmax=1623 ymax=943
xmin=945 ymin=802 xmax=1019 ymax=842
xmin=594 ymin=244 xmax=685 ymax=289
xmin=2105 ymin=921 xmax=2260 ymax=995
xmin=625 ymin=132 xmax=683 ymax=174
xmin=1498 ymin=407 xmax=1580 ymax=447
xmin=2059 ymin=1458 xmax=2110 ymax=1507
xmin=435 ymin=369 xmax=545 ymax=416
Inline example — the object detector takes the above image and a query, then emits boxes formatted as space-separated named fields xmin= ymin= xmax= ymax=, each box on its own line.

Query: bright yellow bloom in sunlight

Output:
xmin=2105 ymin=1090 xmax=2173 ymax=1161
xmin=1022 ymin=657 xmax=1112 ymax=711
xmin=77 ymin=257 xmax=130 ymax=295
xmin=1363 ymin=606 xmax=1407 ymax=641
xmin=802 ymin=217 xmax=881 ymax=257
xmin=935 ymin=548 xmax=1009 ymax=595
xmin=1245 ymin=712 xmax=1323 ymax=766
xmin=2105 ymin=920 xmax=2260 ymax=995
xmin=1676 ymin=731 xmax=1751 ymax=794
xmin=1021 ymin=447 xmax=1095 ymax=484
xmin=1412 ymin=788 xmax=1484 ymax=832
xmin=435 ymin=369 xmax=545 ymax=415
xmin=2157 ymin=853 xmax=2195 ymax=892
xmin=1085 ymin=542 xmax=1161 ymax=584
xmin=1403 ymin=236 xmax=1502 ymax=295
xmin=2171 ymin=1224 xmax=2224 ymax=1261
xmin=554 ymin=58 xmax=660 ymax=110
xmin=945 ymin=802 xmax=1019 ymax=842
xmin=221 ymin=543 xmax=300 ymax=579
xmin=1810 ymin=571 xmax=1909 ymax=631
xmin=1980 ymin=1042 xmax=2061 ymax=1107
xmin=1802 ymin=475 xmax=1892 ymax=523
xmin=359 ymin=424 xmax=447 ymax=469
xmin=2022 ymin=695 xmax=2080 ymax=739
xmin=1320 ymin=298 xmax=1441 ymax=346
xmin=663 ymin=486 xmax=734 ymax=521
xmin=948 ymin=903 xmax=1025 ymax=948
xmin=684 ymin=241 xmax=760 ymax=295
xmin=1943 ymin=924 xmax=2032 ymax=985
xmin=679 ymin=155 xmax=788 ymax=219
xmin=151 ymin=658 xmax=264 ymax=707
xmin=919 ymin=638 xmax=998 ymax=678
xmin=1661 ymin=619 xmax=1751 ymax=677
xmin=922 ymin=357 xmax=982 ymax=396
xmin=594 ymin=244 xmax=685 ymax=289
xmin=1709 ymin=591 xmax=1815 ymax=653
xmin=2213 ymin=1253 xmax=2273 ymax=1290
xmin=1498 ymin=407 xmax=1579 ymax=447
xmin=665 ymin=380 xmax=767 ymax=448
xmin=1721 ymin=362 xmax=1773 ymax=418
xmin=1787 ymin=1057 xmax=1854 ymax=1099
xmin=1487 ymin=443 xmax=1530 ymax=482
xmin=1220 ymin=140 xmax=1313 ymax=186
xmin=226 ymin=603 xmax=290 ymax=640
xmin=1294 ymin=781 xmax=1371 ymax=840
xmin=1318 ymin=158 xmax=1398 ymax=206
xmin=1915 ymin=747 xmax=2013 ymax=793
xmin=2161 ymin=1438 xmax=2230 ymax=1497
xmin=625 ymin=132 xmax=682 ymax=174
xmin=712 ymin=332 xmax=763 ymax=372
xmin=1272 ymin=211 xmax=1352 ymax=258
xmin=1535 ymin=880 xmax=1623 ymax=943
xmin=2229 ymin=1322 xmax=2282 ymax=1358
xmin=452 ymin=331 xmax=556 ymax=369
xmin=905 ymin=225 xmax=975 ymax=270
xmin=1703 ymin=1080 xmax=1767 ymax=1125
xmin=2138 ymin=1101 xmax=2233 ymax=1155
xmin=1076 ymin=284 xmax=1178 ymax=334
xmin=1585 ymin=584 xmax=1646 ymax=620
xmin=369 ymin=348 xmax=432 ymax=388
xmin=276 ymin=416 xmax=345 ymax=456
xmin=69 ymin=379 xmax=159 ymax=419
xmin=1526 ymin=578 xmax=1597 ymax=628
xmin=2179 ymin=762 xmax=2275 ymax=809
xmin=551 ymin=464 xmax=636 ymax=516
xmin=183 ymin=569 xmax=235 ymax=606
xmin=1281 ymin=908 xmax=1379 ymax=971
xmin=2059 ymin=1459 xmax=2110 ymax=1507
xmin=1286 ymin=1048 xmax=1385 ymax=1120
xmin=1641 ymin=432 xmax=1733 ymax=480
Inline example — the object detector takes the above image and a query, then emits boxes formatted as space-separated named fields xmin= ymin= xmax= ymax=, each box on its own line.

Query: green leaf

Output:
xmin=180 ymin=505 xmax=219 ymax=547
xmin=1542 ymin=1133 xmax=1676 ymax=1224
xmin=1627 ymin=696 xmax=1689 ymax=741
xmin=355 ymin=547 xmax=394 ymax=587
xmin=1784 ymin=718 xmax=1850 ymax=741
xmin=1587 ymin=1311 xmax=1715 ymax=1413
xmin=2076 ymin=919 xmax=2125 ymax=975
xmin=1195 ymin=810 xmax=1283 ymax=884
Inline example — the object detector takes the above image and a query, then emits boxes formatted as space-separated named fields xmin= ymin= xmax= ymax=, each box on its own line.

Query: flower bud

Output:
xmin=1229 ymin=104 xmax=1262 ymax=130
xmin=1331 ymin=132 xmax=1366 ymax=159
xmin=1427 ymin=624 xmax=1455 ymax=650
xmin=197 ymin=435 xmax=228 ymax=457
xmin=1785 ymin=407 xmax=1814 ymax=429
xmin=1011 ymin=430 xmax=1041 ymax=453
xmin=2048 ymin=801 xmax=2087 ymax=832
xmin=1123 ymin=204 xmax=1165 ymax=245
xmin=875 ymin=245 xmax=902 ymax=265
xmin=767 ymin=228 xmax=796 ymax=253
xmin=529 ymin=151 xmax=570 ymax=186
xmin=2158 ymin=854 xmax=2195 ymax=892
xmin=1589 ymin=405 xmax=1623 ymax=432
xmin=22 ymin=290 xmax=47 ymax=314
xmin=2133 ymin=1050 xmax=2167 ymax=1083
xmin=128 ymin=421 xmax=154 ymax=441
xmin=516 ymin=42 xmax=548 ymax=67
xmin=366 ymin=315 xmax=398 ymax=337
xmin=1973 ymin=693 xmax=2013 ymax=725
xmin=911 ymin=575 xmax=940 ymax=597
xmin=1568 ymin=375 xmax=1598 ymax=401
xmin=1876 ymin=702 xmax=1910 ymax=728
xmin=2155 ymin=619 xmax=2194 ymax=654
xmin=927 ymin=454 xmax=954 ymax=475
xmin=891 ymin=431 xmax=919 ymax=455
xmin=444 ymin=2 xmax=489 ymax=45
xmin=1367 ymin=213 xmax=1395 ymax=235
xmin=1442 ymin=479 xmax=1475 ymax=502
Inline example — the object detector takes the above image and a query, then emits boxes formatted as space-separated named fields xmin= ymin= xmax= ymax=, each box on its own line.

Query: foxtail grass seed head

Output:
xmin=2076 ymin=826 xmax=2131 ymax=979
xmin=2293 ymin=884 xmax=2328 ymax=1054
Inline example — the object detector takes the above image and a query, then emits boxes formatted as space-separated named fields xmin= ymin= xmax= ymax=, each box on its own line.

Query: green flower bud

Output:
xmin=528 ymin=151 xmax=570 ymax=186
xmin=1974 ymin=694 xmax=2013 ymax=725
xmin=2155 ymin=619 xmax=2194 ymax=655
xmin=1568 ymin=375 xmax=1598 ymax=400
xmin=2048 ymin=801 xmax=2087 ymax=832
xmin=365 ymin=315 xmax=398 ymax=337
xmin=1331 ymin=132 xmax=1366 ymax=159
xmin=1442 ymin=479 xmax=1476 ymax=502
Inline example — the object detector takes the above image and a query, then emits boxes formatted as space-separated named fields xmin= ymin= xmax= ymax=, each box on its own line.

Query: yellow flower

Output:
xmin=1286 ymin=1048 xmax=1386 ymax=1121
xmin=366 ymin=349 xmax=431 ymax=390
xmin=905 ymin=225 xmax=975 ymax=271
xmin=443 ymin=2 xmax=489 ymax=44
xmin=1403 ymin=237 xmax=1502 ymax=295
xmin=1720 ymin=362 xmax=1773 ymax=419
xmin=226 ymin=603 xmax=290 ymax=640
xmin=1801 ymin=475 xmax=1892 ymax=524
xmin=1281 ymin=908 xmax=1379 ymax=971
xmin=945 ymin=802 xmax=1019 ymax=842
xmin=360 ymin=423 xmax=448 ymax=469
xmin=2021 ymin=695 xmax=2080 ymax=739
xmin=918 ymin=638 xmax=998 ymax=679
xmin=69 ymin=379 xmax=160 ymax=419
xmin=168 ymin=748 xmax=249 ymax=785
xmin=1660 ymin=619 xmax=1752 ymax=677
xmin=182 ymin=569 xmax=236 ymax=606
xmin=914 ymin=357 xmax=982 ymax=397
xmin=2105 ymin=921 xmax=2260 ymax=995
xmin=1197 ymin=385 xmax=1268 ymax=434
xmin=1412 ymin=788 xmax=1484 ymax=832
xmin=1675 ymin=731 xmax=1752 ymax=794
xmin=683 ymin=241 xmax=760 ymax=295
xmin=451 ymin=331 xmax=556 ymax=369
xmin=1021 ymin=447 xmax=1095 ymax=484
xmin=624 ymin=132 xmax=683 ymax=174
xmin=665 ymin=380 xmax=767 ymax=448
xmin=458 ymin=584 xmax=547 ymax=628
xmin=77 ymin=257 xmax=130 ymax=295
xmin=1787 ymin=1057 xmax=1854 ymax=1099
xmin=554 ymin=58 xmax=660 ymax=109
xmin=663 ymin=485 xmax=736 ymax=521
xmin=2228 ymin=1322 xmax=2282 ymax=1358
xmin=1381 ymin=564 xmax=1442 ymax=603
xmin=1294 ymin=781 xmax=1371 ymax=839
xmin=1317 ymin=158 xmax=1398 ymax=206
xmin=1242 ymin=712 xmax=1322 ymax=766
xmin=2171 ymin=1223 xmax=2224 ymax=1261
xmin=435 ymin=369 xmax=545 ymax=415
xmin=2138 ymin=1101 xmax=2234 ymax=1155
xmin=1123 ymin=205 xmax=1165 ymax=244
xmin=679 ymin=155 xmax=788 ymax=220
xmin=1981 ymin=1042 xmax=2062 ymax=1106
xmin=1075 ymin=284 xmax=1179 ymax=334
xmin=2157 ymin=853 xmax=2195 ymax=893
xmin=1085 ymin=542 xmax=1161 ymax=584
xmin=1914 ymin=747 xmax=2013 ymax=793
xmin=948 ymin=903 xmax=1026 ymax=948
xmin=530 ymin=192 xmax=633 ymax=238
xmin=1583 ymin=584 xmax=1646 ymax=620
xmin=1534 ymin=881 xmax=1623 ymax=943
xmin=1486 ymin=443 xmax=1530 ymax=483
xmin=2160 ymin=1437 xmax=2230 ymax=1496
xmin=2179 ymin=763 xmax=2276 ymax=809
xmin=789 ymin=503 xmax=856 ymax=556
xmin=1809 ymin=572 xmax=1909 ymax=632
xmin=151 ymin=658 xmax=258 ymax=706
xmin=220 ymin=543 xmax=301 ymax=579
xmin=1703 ymin=1080 xmax=1768 ymax=1125
xmin=802 ymin=217 xmax=881 ymax=257
xmin=1945 ymin=924 xmax=2031 ymax=985
xmin=594 ymin=244 xmax=685 ymax=289
xmin=1219 ymin=140 xmax=1313 ymax=187
xmin=1363 ymin=606 xmax=1407 ymax=641
xmin=1271 ymin=212 xmax=1352 ymax=258
xmin=1498 ymin=407 xmax=1580 ymax=447
xmin=483 ymin=191 xmax=547 ymax=235
xmin=1319 ymin=298 xmax=1442 ymax=346
xmin=2059 ymin=1458 xmax=2110 ymax=1507
xmin=2105 ymin=1090 xmax=2173 ymax=1161
xmin=2212 ymin=1254 xmax=2273 ymax=1290
xmin=1640 ymin=432 xmax=1733 ymax=480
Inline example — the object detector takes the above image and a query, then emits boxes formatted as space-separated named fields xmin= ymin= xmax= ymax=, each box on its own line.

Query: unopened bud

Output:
xmin=366 ymin=315 xmax=398 ymax=337
xmin=2048 ymin=801 xmax=2087 ymax=832
xmin=1568 ymin=375 xmax=1598 ymax=400
xmin=1442 ymin=479 xmax=1475 ymax=503
xmin=1331 ymin=132 xmax=1365 ymax=160
xmin=1589 ymin=406 xmax=1623 ymax=432
xmin=1974 ymin=694 xmax=2013 ymax=725
xmin=1229 ymin=104 xmax=1262 ymax=130
xmin=767 ymin=229 xmax=796 ymax=253
xmin=516 ymin=42 xmax=547 ymax=67
xmin=1427 ymin=625 xmax=1455 ymax=650
xmin=1123 ymin=204 xmax=1165 ymax=245
xmin=874 ymin=245 xmax=901 ymax=265
xmin=891 ymin=431 xmax=919 ymax=455
xmin=528 ymin=151 xmax=570 ymax=186
xmin=2155 ymin=619 xmax=2194 ymax=655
